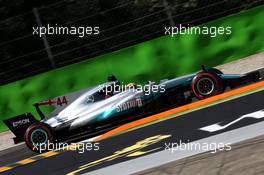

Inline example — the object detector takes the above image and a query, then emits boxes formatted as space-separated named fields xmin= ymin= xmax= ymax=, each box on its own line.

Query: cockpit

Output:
xmin=84 ymin=81 xmax=120 ymax=104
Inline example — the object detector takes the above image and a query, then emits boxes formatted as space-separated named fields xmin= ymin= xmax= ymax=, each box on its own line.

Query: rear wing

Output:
xmin=2 ymin=99 xmax=60 ymax=144
xmin=3 ymin=113 xmax=38 ymax=144
xmin=34 ymin=87 xmax=92 ymax=118
xmin=2 ymin=97 xmax=67 ymax=144
xmin=33 ymin=96 xmax=69 ymax=120
xmin=2 ymin=95 xmax=72 ymax=144
xmin=3 ymin=87 xmax=92 ymax=144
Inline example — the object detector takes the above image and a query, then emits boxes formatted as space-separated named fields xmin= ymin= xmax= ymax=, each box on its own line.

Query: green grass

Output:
xmin=0 ymin=5 xmax=264 ymax=132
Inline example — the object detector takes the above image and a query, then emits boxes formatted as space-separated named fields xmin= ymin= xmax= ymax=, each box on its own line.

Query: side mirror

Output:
xmin=201 ymin=65 xmax=206 ymax=71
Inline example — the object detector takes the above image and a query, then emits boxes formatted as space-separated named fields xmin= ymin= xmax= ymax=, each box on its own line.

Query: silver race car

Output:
xmin=4 ymin=66 xmax=262 ymax=152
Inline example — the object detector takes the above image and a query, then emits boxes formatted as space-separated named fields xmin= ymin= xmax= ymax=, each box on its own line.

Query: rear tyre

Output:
xmin=24 ymin=122 xmax=54 ymax=153
xmin=192 ymin=72 xmax=223 ymax=100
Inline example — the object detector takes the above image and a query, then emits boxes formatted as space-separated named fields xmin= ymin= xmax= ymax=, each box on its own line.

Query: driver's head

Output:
xmin=107 ymin=75 xmax=120 ymax=87
xmin=126 ymin=83 xmax=137 ymax=90
xmin=107 ymin=75 xmax=118 ymax=82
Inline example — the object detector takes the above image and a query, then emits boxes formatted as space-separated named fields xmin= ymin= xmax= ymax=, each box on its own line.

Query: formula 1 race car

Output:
xmin=4 ymin=66 xmax=262 ymax=152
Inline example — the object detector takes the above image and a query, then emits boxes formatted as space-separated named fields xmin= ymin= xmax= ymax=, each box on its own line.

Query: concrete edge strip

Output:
xmin=83 ymin=120 xmax=264 ymax=175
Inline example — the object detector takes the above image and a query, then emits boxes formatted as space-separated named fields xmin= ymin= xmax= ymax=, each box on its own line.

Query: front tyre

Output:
xmin=192 ymin=72 xmax=223 ymax=100
xmin=24 ymin=122 xmax=54 ymax=153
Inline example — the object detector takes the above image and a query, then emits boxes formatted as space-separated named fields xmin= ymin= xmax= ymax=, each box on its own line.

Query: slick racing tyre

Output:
xmin=192 ymin=72 xmax=223 ymax=100
xmin=24 ymin=122 xmax=54 ymax=153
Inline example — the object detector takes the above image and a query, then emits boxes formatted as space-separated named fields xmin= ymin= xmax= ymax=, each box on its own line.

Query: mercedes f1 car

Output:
xmin=4 ymin=66 xmax=262 ymax=152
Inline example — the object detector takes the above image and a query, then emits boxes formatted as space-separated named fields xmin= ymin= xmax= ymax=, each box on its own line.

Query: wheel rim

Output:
xmin=196 ymin=77 xmax=215 ymax=96
xmin=30 ymin=129 xmax=48 ymax=146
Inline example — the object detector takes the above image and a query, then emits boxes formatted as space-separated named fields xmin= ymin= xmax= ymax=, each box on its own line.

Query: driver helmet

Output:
xmin=127 ymin=83 xmax=137 ymax=90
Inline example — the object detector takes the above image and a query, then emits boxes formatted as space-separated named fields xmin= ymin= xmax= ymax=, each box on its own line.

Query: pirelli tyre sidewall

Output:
xmin=192 ymin=72 xmax=222 ymax=100
xmin=24 ymin=122 xmax=54 ymax=153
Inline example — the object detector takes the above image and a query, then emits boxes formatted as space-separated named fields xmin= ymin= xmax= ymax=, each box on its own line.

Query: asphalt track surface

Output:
xmin=88 ymin=121 xmax=264 ymax=175
xmin=0 ymin=144 xmax=35 ymax=167
xmin=1 ymin=86 xmax=264 ymax=175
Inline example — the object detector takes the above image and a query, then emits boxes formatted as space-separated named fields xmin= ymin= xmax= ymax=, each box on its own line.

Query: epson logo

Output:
xmin=12 ymin=119 xmax=30 ymax=127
